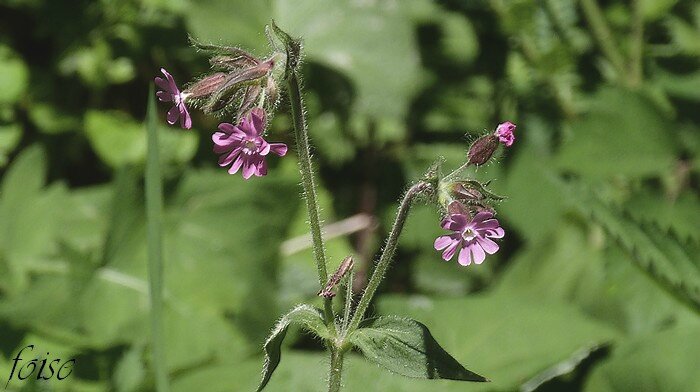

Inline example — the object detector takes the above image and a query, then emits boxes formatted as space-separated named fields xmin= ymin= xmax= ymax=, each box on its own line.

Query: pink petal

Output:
xmin=471 ymin=244 xmax=486 ymax=264
xmin=180 ymin=105 xmax=192 ymax=129
xmin=155 ymin=76 xmax=170 ymax=93
xmin=160 ymin=68 xmax=178 ymax=93
xmin=250 ymin=108 xmax=265 ymax=136
xmin=238 ymin=115 xmax=256 ymax=137
xmin=218 ymin=123 xmax=236 ymax=134
xmin=477 ymin=236 xmax=499 ymax=254
xmin=269 ymin=143 xmax=287 ymax=156
xmin=441 ymin=241 xmax=460 ymax=261
xmin=229 ymin=156 xmax=244 ymax=174
xmin=458 ymin=247 xmax=472 ymax=266
xmin=166 ymin=106 xmax=179 ymax=125
xmin=217 ymin=124 xmax=247 ymax=141
xmin=242 ymin=160 xmax=256 ymax=179
xmin=472 ymin=211 xmax=493 ymax=223
xmin=156 ymin=90 xmax=172 ymax=102
xmin=255 ymin=158 xmax=268 ymax=176
xmin=258 ymin=140 xmax=271 ymax=156
xmin=212 ymin=132 xmax=233 ymax=147
xmin=486 ymin=227 xmax=505 ymax=239
xmin=218 ymin=149 xmax=240 ymax=167
xmin=434 ymin=235 xmax=454 ymax=251
xmin=442 ymin=215 xmax=468 ymax=231
xmin=479 ymin=219 xmax=501 ymax=230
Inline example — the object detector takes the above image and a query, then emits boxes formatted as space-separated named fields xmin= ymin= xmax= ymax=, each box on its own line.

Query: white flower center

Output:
xmin=462 ymin=227 xmax=476 ymax=242
xmin=243 ymin=139 xmax=257 ymax=153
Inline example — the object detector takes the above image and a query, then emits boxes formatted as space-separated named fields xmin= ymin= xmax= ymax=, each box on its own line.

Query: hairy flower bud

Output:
xmin=467 ymin=134 xmax=499 ymax=166
xmin=185 ymin=72 xmax=227 ymax=99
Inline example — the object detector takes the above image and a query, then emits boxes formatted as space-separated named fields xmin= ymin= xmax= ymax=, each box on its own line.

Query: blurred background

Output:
xmin=0 ymin=0 xmax=699 ymax=391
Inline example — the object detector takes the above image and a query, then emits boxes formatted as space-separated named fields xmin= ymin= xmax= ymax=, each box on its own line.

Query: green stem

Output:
xmin=145 ymin=86 xmax=169 ymax=392
xmin=328 ymin=349 xmax=344 ymax=392
xmin=579 ymin=0 xmax=627 ymax=80
xmin=341 ymin=269 xmax=355 ymax=332
xmin=443 ymin=161 xmax=471 ymax=183
xmin=286 ymin=72 xmax=336 ymax=331
xmin=346 ymin=182 xmax=430 ymax=333
xmin=630 ymin=0 xmax=644 ymax=87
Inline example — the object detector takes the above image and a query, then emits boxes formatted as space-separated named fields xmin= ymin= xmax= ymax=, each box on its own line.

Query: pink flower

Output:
xmin=495 ymin=121 xmax=516 ymax=147
xmin=212 ymin=108 xmax=287 ymax=179
xmin=434 ymin=202 xmax=504 ymax=266
xmin=155 ymin=68 xmax=192 ymax=129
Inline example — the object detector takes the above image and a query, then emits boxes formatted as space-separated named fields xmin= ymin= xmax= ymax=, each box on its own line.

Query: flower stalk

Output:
xmin=346 ymin=181 xmax=431 ymax=334
xmin=285 ymin=69 xmax=336 ymax=330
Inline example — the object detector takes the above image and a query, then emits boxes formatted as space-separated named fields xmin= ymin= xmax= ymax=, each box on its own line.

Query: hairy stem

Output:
xmin=328 ymin=349 xmax=344 ymax=392
xmin=286 ymin=72 xmax=336 ymax=331
xmin=342 ymin=269 xmax=355 ymax=332
xmin=346 ymin=182 xmax=430 ymax=333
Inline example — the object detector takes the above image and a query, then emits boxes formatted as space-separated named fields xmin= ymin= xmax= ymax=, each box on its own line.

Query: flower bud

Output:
xmin=185 ymin=72 xmax=227 ymax=99
xmin=467 ymin=134 xmax=499 ymax=166
xmin=495 ymin=121 xmax=516 ymax=147
xmin=453 ymin=182 xmax=484 ymax=202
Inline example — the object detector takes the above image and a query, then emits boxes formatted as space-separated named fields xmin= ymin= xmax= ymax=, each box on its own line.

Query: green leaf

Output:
xmin=378 ymin=294 xmax=618 ymax=391
xmin=84 ymin=110 xmax=197 ymax=168
xmin=556 ymin=88 xmax=677 ymax=178
xmin=348 ymin=316 xmax=488 ymax=382
xmin=257 ymin=304 xmax=329 ymax=391
xmin=438 ymin=13 xmax=478 ymax=64
xmin=565 ymin=182 xmax=700 ymax=314
xmin=275 ymin=0 xmax=423 ymax=119
xmin=186 ymin=0 xmax=272 ymax=52
xmin=0 ymin=45 xmax=29 ymax=104
xmin=0 ymin=123 xmax=22 ymax=167
xmin=28 ymin=102 xmax=82 ymax=134
xmin=625 ymin=188 xmax=700 ymax=243
xmin=84 ymin=111 xmax=146 ymax=167
xmin=0 ymin=145 xmax=60 ymax=292
xmin=640 ymin=0 xmax=678 ymax=21
xmin=584 ymin=322 xmax=700 ymax=392
xmin=113 ymin=344 xmax=146 ymax=392
xmin=499 ymin=118 xmax=566 ymax=242
xmin=496 ymin=221 xmax=691 ymax=335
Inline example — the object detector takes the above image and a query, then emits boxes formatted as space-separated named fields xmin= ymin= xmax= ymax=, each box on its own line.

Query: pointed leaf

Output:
xmin=257 ymin=304 xmax=329 ymax=391
xmin=348 ymin=316 xmax=487 ymax=382
xmin=564 ymin=181 xmax=700 ymax=314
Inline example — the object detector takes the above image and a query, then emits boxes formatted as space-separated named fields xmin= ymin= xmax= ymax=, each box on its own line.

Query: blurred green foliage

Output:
xmin=0 ymin=0 xmax=698 ymax=391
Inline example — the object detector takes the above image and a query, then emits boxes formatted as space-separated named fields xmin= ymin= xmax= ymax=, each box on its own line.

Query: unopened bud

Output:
xmin=318 ymin=256 xmax=354 ymax=299
xmin=185 ymin=72 xmax=227 ymax=99
xmin=467 ymin=134 xmax=499 ymax=166
xmin=453 ymin=183 xmax=483 ymax=201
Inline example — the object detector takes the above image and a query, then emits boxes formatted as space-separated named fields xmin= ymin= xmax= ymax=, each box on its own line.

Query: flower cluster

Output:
xmin=433 ymin=121 xmax=516 ymax=266
xmin=155 ymin=45 xmax=287 ymax=180
xmin=154 ymin=26 xmax=516 ymax=269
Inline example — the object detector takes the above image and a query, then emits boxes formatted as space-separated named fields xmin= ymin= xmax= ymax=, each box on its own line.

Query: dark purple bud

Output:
xmin=467 ymin=134 xmax=499 ymax=166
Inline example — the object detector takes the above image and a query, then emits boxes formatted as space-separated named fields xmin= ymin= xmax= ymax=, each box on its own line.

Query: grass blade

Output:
xmin=145 ymin=84 xmax=169 ymax=391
